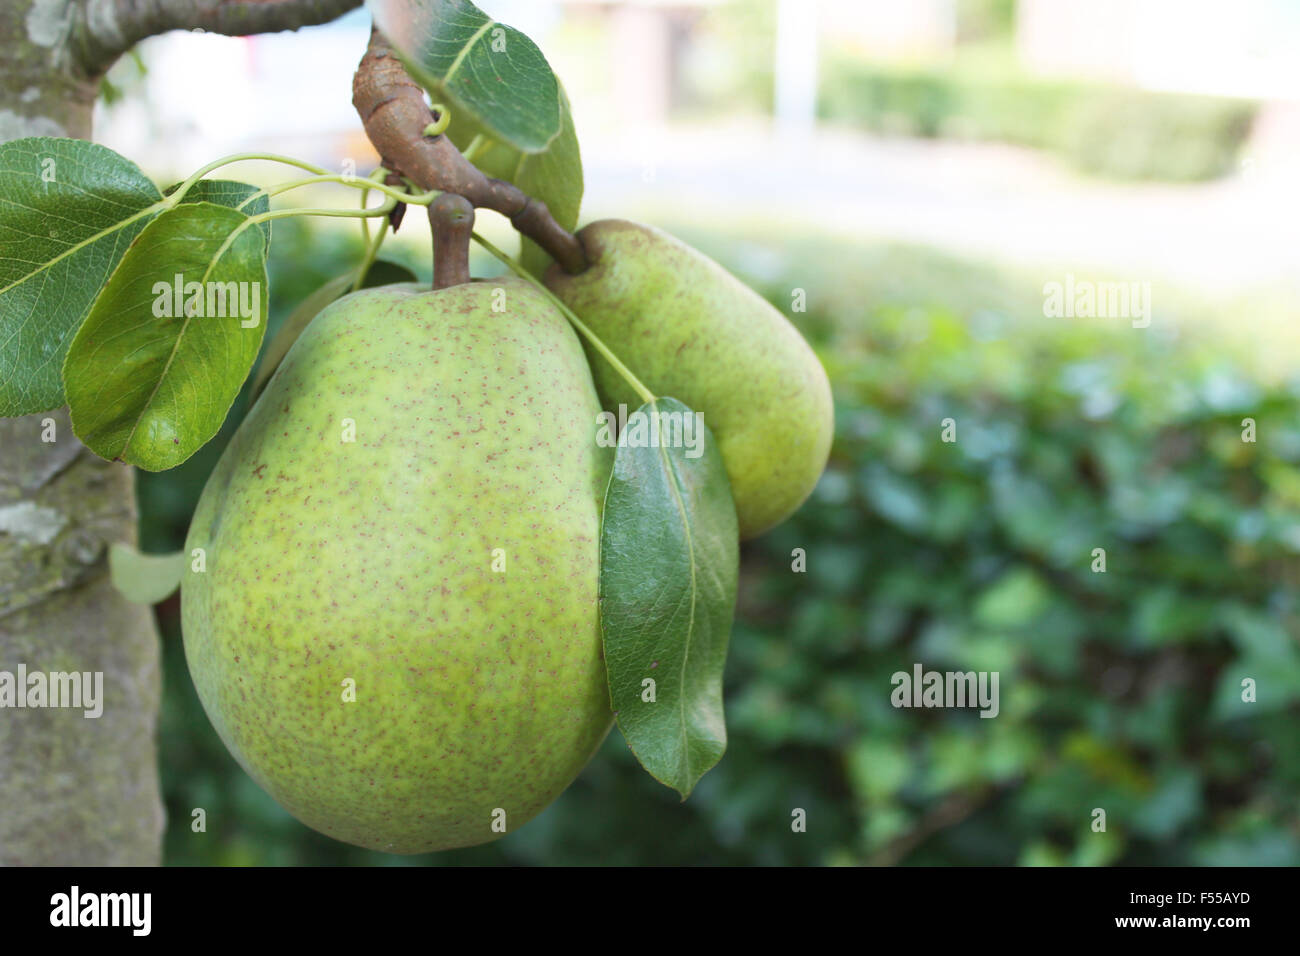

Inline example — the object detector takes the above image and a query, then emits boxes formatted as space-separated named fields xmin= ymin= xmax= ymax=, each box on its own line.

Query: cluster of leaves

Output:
xmin=0 ymin=138 xmax=273 ymax=467
xmin=153 ymin=226 xmax=1300 ymax=865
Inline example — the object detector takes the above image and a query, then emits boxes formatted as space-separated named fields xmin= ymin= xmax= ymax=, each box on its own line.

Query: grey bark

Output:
xmin=0 ymin=411 xmax=164 ymax=865
xmin=0 ymin=0 xmax=359 ymax=866
xmin=0 ymin=0 xmax=163 ymax=867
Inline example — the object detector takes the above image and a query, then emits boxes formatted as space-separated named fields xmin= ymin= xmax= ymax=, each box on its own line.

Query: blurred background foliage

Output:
xmin=142 ymin=216 xmax=1300 ymax=866
xmin=110 ymin=0 xmax=1299 ymax=866
xmin=819 ymin=61 xmax=1257 ymax=182
xmin=697 ymin=0 xmax=1260 ymax=183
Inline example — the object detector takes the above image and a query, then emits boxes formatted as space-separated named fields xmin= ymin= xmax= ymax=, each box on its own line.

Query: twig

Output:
xmin=351 ymin=26 xmax=586 ymax=274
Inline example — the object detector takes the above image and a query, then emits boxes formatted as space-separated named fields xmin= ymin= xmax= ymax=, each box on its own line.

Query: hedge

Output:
xmin=820 ymin=62 xmax=1258 ymax=183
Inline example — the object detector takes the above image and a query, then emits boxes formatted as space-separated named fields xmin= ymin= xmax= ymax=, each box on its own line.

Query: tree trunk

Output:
xmin=0 ymin=0 xmax=163 ymax=865
xmin=1 ymin=0 xmax=359 ymax=866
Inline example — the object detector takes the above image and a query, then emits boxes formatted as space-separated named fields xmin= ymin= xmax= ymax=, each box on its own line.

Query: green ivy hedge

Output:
xmin=820 ymin=62 xmax=1257 ymax=183
xmin=149 ymin=223 xmax=1300 ymax=865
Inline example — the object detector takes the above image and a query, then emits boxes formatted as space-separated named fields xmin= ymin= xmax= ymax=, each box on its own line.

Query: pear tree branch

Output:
xmin=74 ymin=1 xmax=363 ymax=78
xmin=351 ymin=26 xmax=587 ymax=275
xmin=127 ymin=0 xmax=361 ymax=37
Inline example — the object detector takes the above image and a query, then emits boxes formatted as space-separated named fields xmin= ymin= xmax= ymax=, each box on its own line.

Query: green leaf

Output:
xmin=360 ymin=259 xmax=420 ymax=289
xmin=448 ymin=84 xmax=584 ymax=275
xmin=973 ymin=567 xmax=1051 ymax=629
xmin=63 ymin=202 xmax=268 ymax=471
xmin=369 ymin=0 xmax=562 ymax=153
xmin=108 ymin=542 xmax=185 ymax=604
xmin=599 ymin=397 xmax=739 ymax=798
xmin=0 ymin=137 xmax=164 ymax=415
xmin=167 ymin=179 xmax=272 ymax=252
xmin=248 ymin=259 xmax=417 ymax=405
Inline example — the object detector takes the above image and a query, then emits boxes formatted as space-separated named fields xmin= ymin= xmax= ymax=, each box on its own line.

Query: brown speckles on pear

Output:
xmin=181 ymin=279 xmax=612 ymax=854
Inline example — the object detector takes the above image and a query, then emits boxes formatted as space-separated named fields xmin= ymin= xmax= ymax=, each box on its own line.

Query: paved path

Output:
xmin=579 ymin=116 xmax=1300 ymax=295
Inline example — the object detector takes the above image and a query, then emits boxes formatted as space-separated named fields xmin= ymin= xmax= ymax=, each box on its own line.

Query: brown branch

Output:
xmin=149 ymin=0 xmax=362 ymax=37
xmin=77 ymin=1 xmax=361 ymax=77
xmin=351 ymin=26 xmax=586 ymax=275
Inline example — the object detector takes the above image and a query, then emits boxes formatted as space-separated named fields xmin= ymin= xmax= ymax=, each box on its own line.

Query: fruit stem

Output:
xmin=351 ymin=217 xmax=392 ymax=293
xmin=470 ymin=232 xmax=656 ymax=405
xmin=164 ymin=152 xmax=335 ymax=206
xmin=199 ymin=199 xmax=400 ymax=290
xmin=358 ymin=167 xmax=390 ymax=245
xmin=430 ymin=194 xmax=475 ymax=290
xmin=461 ymin=134 xmax=490 ymax=164
xmin=240 ymin=174 xmax=433 ymax=210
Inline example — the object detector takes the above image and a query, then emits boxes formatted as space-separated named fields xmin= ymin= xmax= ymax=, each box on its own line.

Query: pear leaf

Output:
xmin=63 ymin=202 xmax=268 ymax=471
xmin=109 ymin=542 xmax=186 ymax=604
xmin=360 ymin=259 xmax=421 ymax=289
xmin=369 ymin=0 xmax=561 ymax=153
xmin=0 ymin=137 xmax=165 ymax=415
xmin=447 ymin=83 xmax=584 ymax=276
xmin=599 ymin=397 xmax=739 ymax=798
xmin=166 ymin=179 xmax=272 ymax=252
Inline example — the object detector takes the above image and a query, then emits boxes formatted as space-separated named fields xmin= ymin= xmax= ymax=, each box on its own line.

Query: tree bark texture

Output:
xmin=1 ymin=0 xmax=359 ymax=866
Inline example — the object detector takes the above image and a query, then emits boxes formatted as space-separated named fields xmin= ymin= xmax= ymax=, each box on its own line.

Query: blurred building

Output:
xmin=1017 ymin=0 xmax=1300 ymax=99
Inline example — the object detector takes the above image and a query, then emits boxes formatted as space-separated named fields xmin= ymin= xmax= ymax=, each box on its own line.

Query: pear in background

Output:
xmin=546 ymin=219 xmax=833 ymax=539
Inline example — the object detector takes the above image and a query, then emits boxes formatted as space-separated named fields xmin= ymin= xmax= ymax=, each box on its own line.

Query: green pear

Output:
xmin=181 ymin=278 xmax=613 ymax=854
xmin=545 ymin=219 xmax=833 ymax=539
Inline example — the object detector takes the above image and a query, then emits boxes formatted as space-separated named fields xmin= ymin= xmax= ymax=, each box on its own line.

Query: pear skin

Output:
xmin=545 ymin=220 xmax=833 ymax=538
xmin=182 ymin=279 xmax=612 ymax=853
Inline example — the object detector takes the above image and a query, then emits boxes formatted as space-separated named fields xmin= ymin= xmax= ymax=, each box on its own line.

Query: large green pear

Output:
xmin=545 ymin=219 xmax=833 ymax=539
xmin=181 ymin=278 xmax=613 ymax=854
